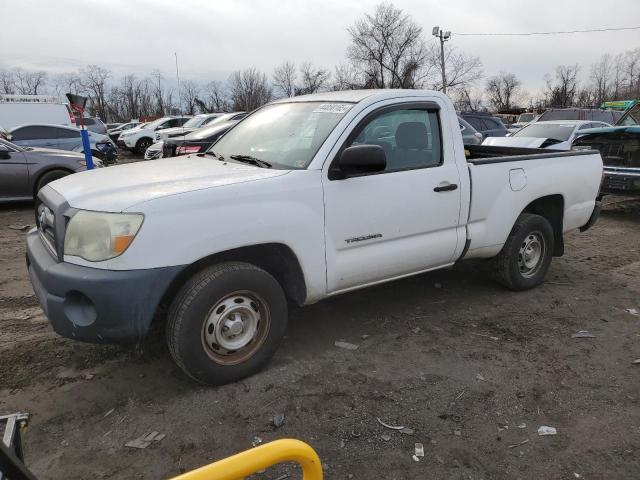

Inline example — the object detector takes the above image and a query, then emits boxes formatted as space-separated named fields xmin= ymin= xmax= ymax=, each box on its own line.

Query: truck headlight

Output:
xmin=64 ymin=211 xmax=143 ymax=261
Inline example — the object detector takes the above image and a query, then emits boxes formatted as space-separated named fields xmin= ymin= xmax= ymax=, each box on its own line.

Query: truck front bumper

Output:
xmin=26 ymin=231 xmax=183 ymax=343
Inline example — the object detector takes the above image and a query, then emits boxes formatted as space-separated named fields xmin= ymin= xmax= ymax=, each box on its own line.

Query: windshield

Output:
xmin=182 ymin=116 xmax=207 ymax=128
xmin=618 ymin=104 xmax=640 ymax=126
xmin=145 ymin=118 xmax=166 ymax=130
xmin=0 ymin=138 xmax=23 ymax=152
xmin=209 ymin=102 xmax=352 ymax=169
xmin=517 ymin=113 xmax=536 ymax=123
xmin=514 ymin=123 xmax=576 ymax=141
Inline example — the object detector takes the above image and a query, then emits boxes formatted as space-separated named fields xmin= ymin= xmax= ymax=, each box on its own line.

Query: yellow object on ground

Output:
xmin=170 ymin=439 xmax=323 ymax=480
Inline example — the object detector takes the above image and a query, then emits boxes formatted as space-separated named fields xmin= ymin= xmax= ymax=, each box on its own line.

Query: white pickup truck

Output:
xmin=27 ymin=90 xmax=603 ymax=385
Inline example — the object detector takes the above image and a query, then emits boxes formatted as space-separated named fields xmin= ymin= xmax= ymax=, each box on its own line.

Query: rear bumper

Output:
xmin=601 ymin=169 xmax=640 ymax=195
xmin=26 ymin=231 xmax=184 ymax=343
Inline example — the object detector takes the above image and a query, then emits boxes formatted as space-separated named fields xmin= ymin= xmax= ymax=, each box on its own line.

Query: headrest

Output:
xmin=395 ymin=122 xmax=429 ymax=149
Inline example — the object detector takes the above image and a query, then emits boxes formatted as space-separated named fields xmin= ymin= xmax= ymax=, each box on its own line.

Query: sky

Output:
xmin=1 ymin=0 xmax=639 ymax=95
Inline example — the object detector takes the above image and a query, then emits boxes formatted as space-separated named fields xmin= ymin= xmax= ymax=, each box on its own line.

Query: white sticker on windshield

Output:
xmin=313 ymin=103 xmax=352 ymax=114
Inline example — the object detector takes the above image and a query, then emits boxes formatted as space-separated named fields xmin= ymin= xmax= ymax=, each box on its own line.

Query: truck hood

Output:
xmin=48 ymin=155 xmax=289 ymax=212
xmin=482 ymin=136 xmax=570 ymax=150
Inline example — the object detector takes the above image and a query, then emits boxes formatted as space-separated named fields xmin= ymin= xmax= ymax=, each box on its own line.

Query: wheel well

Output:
xmin=158 ymin=243 xmax=307 ymax=314
xmin=33 ymin=168 xmax=74 ymax=198
xmin=523 ymin=194 xmax=564 ymax=256
xmin=136 ymin=137 xmax=152 ymax=146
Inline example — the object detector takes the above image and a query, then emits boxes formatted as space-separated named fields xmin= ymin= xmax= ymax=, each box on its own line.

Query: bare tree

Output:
xmin=429 ymin=45 xmax=483 ymax=92
xmin=180 ymin=80 xmax=200 ymax=115
xmin=196 ymin=80 xmax=229 ymax=113
xmin=332 ymin=63 xmax=362 ymax=90
xmin=228 ymin=68 xmax=272 ymax=111
xmin=150 ymin=70 xmax=166 ymax=116
xmin=452 ymin=87 xmax=484 ymax=112
xmin=0 ymin=70 xmax=15 ymax=94
xmin=485 ymin=72 xmax=522 ymax=111
xmin=297 ymin=62 xmax=330 ymax=95
xmin=624 ymin=48 xmax=640 ymax=98
xmin=79 ymin=65 xmax=111 ymax=119
xmin=50 ymin=72 xmax=81 ymax=97
xmin=272 ymin=61 xmax=297 ymax=98
xmin=590 ymin=54 xmax=612 ymax=106
xmin=13 ymin=68 xmax=47 ymax=95
xmin=346 ymin=2 xmax=429 ymax=88
xmin=544 ymin=64 xmax=580 ymax=107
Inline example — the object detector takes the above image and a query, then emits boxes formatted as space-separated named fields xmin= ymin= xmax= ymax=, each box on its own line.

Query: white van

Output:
xmin=0 ymin=95 xmax=75 ymax=130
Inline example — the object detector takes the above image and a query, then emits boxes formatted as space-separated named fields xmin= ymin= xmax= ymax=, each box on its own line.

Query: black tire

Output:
xmin=490 ymin=213 xmax=555 ymax=291
xmin=166 ymin=262 xmax=288 ymax=385
xmin=34 ymin=169 xmax=70 ymax=198
xmin=135 ymin=137 xmax=153 ymax=155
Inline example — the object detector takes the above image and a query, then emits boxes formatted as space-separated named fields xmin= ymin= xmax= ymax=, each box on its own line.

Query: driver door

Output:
xmin=322 ymin=102 xmax=463 ymax=293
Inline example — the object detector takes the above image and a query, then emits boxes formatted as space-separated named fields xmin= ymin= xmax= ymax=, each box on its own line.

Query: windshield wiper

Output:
xmin=229 ymin=154 xmax=272 ymax=168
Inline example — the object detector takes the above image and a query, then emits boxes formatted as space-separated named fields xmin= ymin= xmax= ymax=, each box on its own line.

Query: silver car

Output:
xmin=9 ymin=124 xmax=118 ymax=164
xmin=0 ymin=138 xmax=103 ymax=202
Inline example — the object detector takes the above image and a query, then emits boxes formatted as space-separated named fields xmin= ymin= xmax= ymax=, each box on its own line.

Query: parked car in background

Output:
xmin=572 ymin=102 xmax=640 ymax=195
xmin=0 ymin=137 xmax=102 ymax=202
xmin=154 ymin=113 xmax=229 ymax=142
xmin=459 ymin=112 xmax=508 ymax=137
xmin=483 ymin=120 xmax=611 ymax=150
xmin=105 ymin=123 xmax=122 ymax=129
xmin=108 ymin=121 xmax=141 ymax=142
xmin=118 ymin=116 xmax=190 ymax=154
xmin=9 ymin=124 xmax=118 ymax=164
xmin=162 ymin=120 xmax=240 ymax=158
xmin=75 ymin=116 xmax=108 ymax=135
xmin=508 ymin=112 xmax=540 ymax=133
xmin=458 ymin=116 xmax=483 ymax=145
xmin=538 ymin=108 xmax=623 ymax=124
xmin=0 ymin=95 xmax=75 ymax=129
xmin=144 ymin=140 xmax=165 ymax=160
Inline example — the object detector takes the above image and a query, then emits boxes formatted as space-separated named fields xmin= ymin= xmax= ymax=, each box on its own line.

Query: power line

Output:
xmin=454 ymin=26 xmax=640 ymax=36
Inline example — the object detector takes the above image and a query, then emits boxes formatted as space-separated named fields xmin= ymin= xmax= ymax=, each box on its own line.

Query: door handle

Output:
xmin=434 ymin=183 xmax=458 ymax=192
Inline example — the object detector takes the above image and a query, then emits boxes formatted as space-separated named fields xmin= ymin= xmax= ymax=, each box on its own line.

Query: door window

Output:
xmin=347 ymin=108 xmax=442 ymax=171
xmin=57 ymin=128 xmax=81 ymax=139
xmin=11 ymin=126 xmax=55 ymax=140
xmin=465 ymin=116 xmax=484 ymax=130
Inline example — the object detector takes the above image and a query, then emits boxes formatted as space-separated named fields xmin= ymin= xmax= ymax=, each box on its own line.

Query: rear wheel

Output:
xmin=166 ymin=262 xmax=288 ymax=385
xmin=34 ymin=169 xmax=70 ymax=198
xmin=135 ymin=137 xmax=153 ymax=155
xmin=490 ymin=213 xmax=555 ymax=291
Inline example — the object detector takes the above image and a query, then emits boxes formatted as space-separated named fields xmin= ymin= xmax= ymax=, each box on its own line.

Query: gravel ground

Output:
xmin=1 ymin=171 xmax=639 ymax=479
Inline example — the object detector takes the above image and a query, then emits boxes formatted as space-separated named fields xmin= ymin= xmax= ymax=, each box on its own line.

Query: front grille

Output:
xmin=37 ymin=202 xmax=57 ymax=256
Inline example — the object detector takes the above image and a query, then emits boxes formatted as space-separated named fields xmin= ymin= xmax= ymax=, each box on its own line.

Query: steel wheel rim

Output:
xmin=201 ymin=290 xmax=270 ymax=365
xmin=518 ymin=230 xmax=545 ymax=278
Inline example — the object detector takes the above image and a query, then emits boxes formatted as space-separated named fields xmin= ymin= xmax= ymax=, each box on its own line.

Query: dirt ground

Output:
xmin=1 ymin=178 xmax=639 ymax=479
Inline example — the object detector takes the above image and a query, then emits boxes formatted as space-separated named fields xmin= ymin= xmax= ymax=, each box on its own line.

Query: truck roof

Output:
xmin=272 ymin=89 xmax=447 ymax=104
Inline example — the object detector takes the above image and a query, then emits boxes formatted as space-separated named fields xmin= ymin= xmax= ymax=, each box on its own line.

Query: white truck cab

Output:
xmin=27 ymin=89 xmax=603 ymax=385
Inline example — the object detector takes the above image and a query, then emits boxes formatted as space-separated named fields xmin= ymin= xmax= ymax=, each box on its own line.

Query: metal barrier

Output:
xmin=170 ymin=439 xmax=323 ymax=480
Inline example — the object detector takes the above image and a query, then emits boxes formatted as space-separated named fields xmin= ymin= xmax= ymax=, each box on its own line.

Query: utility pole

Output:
xmin=432 ymin=27 xmax=451 ymax=94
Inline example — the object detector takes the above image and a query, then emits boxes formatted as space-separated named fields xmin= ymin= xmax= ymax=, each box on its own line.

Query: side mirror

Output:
xmin=0 ymin=144 xmax=10 ymax=159
xmin=331 ymin=144 xmax=386 ymax=180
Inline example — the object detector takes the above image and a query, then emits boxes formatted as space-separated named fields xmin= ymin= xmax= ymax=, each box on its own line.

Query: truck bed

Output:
xmin=461 ymin=144 xmax=603 ymax=260
xmin=464 ymin=144 xmax=597 ymax=164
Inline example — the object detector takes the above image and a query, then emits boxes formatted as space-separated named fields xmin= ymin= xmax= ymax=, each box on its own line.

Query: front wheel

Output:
xmin=135 ymin=137 xmax=153 ymax=155
xmin=490 ymin=213 xmax=555 ymax=291
xmin=166 ymin=262 xmax=288 ymax=385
